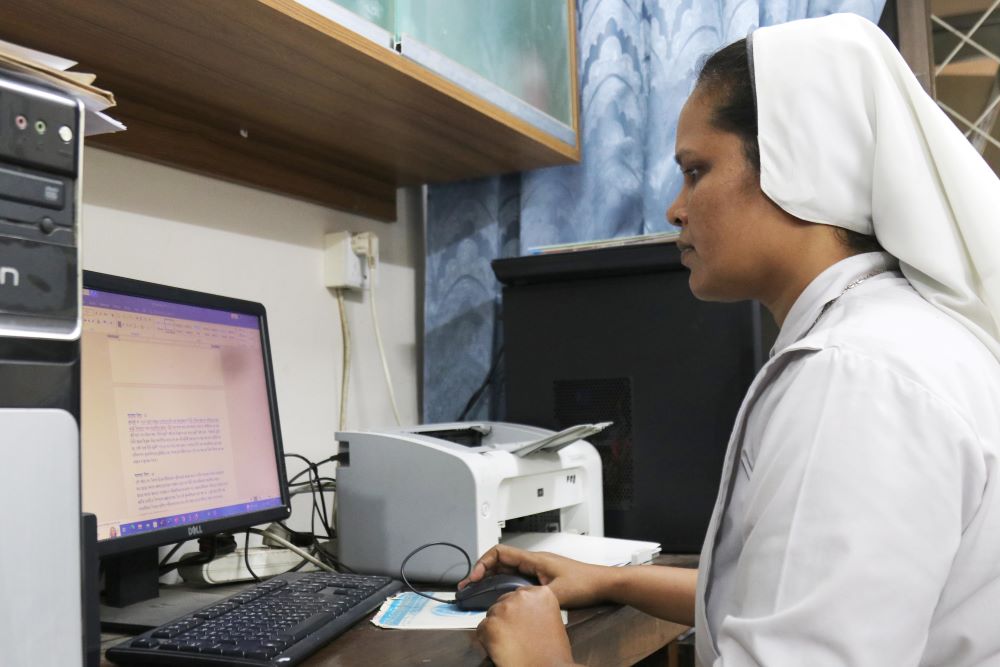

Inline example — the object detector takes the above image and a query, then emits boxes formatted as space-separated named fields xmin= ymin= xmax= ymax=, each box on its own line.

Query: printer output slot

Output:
xmin=410 ymin=425 xmax=491 ymax=447
xmin=501 ymin=510 xmax=562 ymax=537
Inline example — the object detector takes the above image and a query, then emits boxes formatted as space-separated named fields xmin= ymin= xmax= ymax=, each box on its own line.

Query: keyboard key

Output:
xmin=151 ymin=628 xmax=180 ymax=639
xmin=129 ymin=638 xmax=158 ymax=649
xmin=246 ymin=648 xmax=278 ymax=660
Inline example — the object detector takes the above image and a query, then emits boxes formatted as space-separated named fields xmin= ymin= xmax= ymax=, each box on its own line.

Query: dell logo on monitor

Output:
xmin=188 ymin=525 xmax=203 ymax=537
xmin=0 ymin=267 xmax=19 ymax=287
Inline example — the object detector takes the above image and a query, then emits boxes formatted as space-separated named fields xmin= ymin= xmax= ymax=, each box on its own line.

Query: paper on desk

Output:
xmin=371 ymin=592 xmax=567 ymax=630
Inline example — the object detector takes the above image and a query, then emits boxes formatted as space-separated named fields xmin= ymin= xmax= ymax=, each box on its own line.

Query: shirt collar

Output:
xmin=771 ymin=251 xmax=897 ymax=356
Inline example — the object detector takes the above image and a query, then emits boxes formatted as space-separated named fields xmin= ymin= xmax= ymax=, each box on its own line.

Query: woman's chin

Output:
xmin=687 ymin=274 xmax=735 ymax=303
xmin=687 ymin=273 xmax=711 ymax=301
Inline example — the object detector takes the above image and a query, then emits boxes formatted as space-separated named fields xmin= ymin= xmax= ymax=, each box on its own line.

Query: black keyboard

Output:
xmin=106 ymin=571 xmax=403 ymax=666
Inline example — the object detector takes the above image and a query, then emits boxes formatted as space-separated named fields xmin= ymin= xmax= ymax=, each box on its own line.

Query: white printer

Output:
xmin=335 ymin=421 xmax=607 ymax=583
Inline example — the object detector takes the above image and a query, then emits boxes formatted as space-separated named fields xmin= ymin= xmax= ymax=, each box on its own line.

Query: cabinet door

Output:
xmin=397 ymin=0 xmax=578 ymax=146
xmin=294 ymin=0 xmax=395 ymax=46
xmin=332 ymin=0 xmax=393 ymax=30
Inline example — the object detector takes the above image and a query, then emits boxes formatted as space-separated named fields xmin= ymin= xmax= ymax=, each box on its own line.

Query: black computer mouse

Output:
xmin=455 ymin=573 xmax=537 ymax=611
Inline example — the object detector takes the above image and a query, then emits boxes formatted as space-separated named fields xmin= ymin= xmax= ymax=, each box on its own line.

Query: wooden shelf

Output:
xmin=1 ymin=0 xmax=581 ymax=221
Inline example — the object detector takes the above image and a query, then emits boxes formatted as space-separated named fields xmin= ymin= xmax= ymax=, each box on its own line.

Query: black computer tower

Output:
xmin=0 ymin=70 xmax=81 ymax=411
xmin=494 ymin=243 xmax=775 ymax=552
xmin=0 ymin=71 xmax=86 ymax=664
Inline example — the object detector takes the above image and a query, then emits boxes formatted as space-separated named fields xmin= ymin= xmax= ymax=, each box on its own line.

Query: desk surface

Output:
xmin=102 ymin=555 xmax=696 ymax=667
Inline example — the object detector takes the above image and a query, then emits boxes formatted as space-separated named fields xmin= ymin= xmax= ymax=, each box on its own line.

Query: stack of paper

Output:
xmin=501 ymin=532 xmax=661 ymax=567
xmin=0 ymin=38 xmax=124 ymax=136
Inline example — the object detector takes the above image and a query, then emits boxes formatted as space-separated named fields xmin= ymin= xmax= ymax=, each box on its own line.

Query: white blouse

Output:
xmin=696 ymin=252 xmax=1000 ymax=667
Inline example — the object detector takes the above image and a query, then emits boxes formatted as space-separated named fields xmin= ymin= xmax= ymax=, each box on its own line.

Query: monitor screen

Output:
xmin=80 ymin=272 xmax=290 ymax=554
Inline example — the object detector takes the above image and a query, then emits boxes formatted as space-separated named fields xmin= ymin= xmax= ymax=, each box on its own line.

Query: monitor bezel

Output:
xmin=82 ymin=270 xmax=292 ymax=557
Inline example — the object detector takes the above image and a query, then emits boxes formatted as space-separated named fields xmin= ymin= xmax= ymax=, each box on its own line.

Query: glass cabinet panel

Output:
xmin=334 ymin=0 xmax=394 ymax=32
xmin=298 ymin=0 xmax=578 ymax=143
xmin=397 ymin=0 xmax=574 ymax=129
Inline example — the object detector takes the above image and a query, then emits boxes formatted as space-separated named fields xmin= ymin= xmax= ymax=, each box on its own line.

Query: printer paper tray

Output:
xmin=500 ymin=532 xmax=661 ymax=567
xmin=505 ymin=421 xmax=612 ymax=457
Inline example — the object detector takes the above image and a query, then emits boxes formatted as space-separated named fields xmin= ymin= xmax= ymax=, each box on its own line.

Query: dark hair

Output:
xmin=696 ymin=39 xmax=760 ymax=173
xmin=695 ymin=39 xmax=882 ymax=254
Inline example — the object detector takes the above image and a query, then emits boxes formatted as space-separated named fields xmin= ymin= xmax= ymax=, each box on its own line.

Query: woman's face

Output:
xmin=666 ymin=87 xmax=787 ymax=303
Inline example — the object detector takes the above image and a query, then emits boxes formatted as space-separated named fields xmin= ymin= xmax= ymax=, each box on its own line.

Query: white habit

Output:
xmin=696 ymin=252 xmax=1000 ymax=666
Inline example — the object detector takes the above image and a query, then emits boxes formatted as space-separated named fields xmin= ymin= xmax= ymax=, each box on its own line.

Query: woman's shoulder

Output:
xmin=791 ymin=275 xmax=1000 ymax=422
xmin=809 ymin=274 xmax=993 ymax=368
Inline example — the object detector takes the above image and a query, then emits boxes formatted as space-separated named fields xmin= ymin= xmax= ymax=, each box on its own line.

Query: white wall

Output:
xmin=81 ymin=148 xmax=422 ymax=541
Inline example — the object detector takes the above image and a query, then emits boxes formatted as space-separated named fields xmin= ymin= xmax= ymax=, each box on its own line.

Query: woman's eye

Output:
xmin=683 ymin=167 xmax=702 ymax=183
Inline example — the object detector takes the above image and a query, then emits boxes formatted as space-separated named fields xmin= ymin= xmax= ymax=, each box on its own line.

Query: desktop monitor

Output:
xmin=80 ymin=271 xmax=291 ymax=607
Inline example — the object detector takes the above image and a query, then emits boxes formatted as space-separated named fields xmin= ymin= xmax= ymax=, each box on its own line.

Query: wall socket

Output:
xmin=324 ymin=231 xmax=378 ymax=289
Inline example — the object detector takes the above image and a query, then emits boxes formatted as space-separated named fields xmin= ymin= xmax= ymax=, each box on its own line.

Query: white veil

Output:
xmin=751 ymin=13 xmax=1000 ymax=360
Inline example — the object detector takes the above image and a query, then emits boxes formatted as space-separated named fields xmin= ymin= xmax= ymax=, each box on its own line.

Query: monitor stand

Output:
xmin=100 ymin=582 xmax=249 ymax=631
xmin=100 ymin=548 xmax=249 ymax=631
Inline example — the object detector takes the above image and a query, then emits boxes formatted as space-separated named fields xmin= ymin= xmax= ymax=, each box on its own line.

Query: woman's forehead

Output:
xmin=675 ymin=91 xmax=730 ymax=153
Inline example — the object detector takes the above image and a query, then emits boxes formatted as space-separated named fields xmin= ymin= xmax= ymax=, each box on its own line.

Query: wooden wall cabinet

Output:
xmin=0 ymin=0 xmax=581 ymax=221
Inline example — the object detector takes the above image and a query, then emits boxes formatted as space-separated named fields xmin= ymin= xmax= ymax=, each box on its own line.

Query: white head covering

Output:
xmin=751 ymin=13 xmax=1000 ymax=360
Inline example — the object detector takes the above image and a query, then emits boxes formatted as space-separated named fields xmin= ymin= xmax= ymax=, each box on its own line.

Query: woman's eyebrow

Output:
xmin=675 ymin=149 xmax=695 ymax=165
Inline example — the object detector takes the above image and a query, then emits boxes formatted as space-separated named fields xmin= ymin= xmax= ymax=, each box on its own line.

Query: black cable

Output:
xmin=244 ymin=529 xmax=261 ymax=582
xmin=399 ymin=542 xmax=471 ymax=604
xmin=283 ymin=555 xmax=309 ymax=574
xmin=161 ymin=536 xmax=218 ymax=575
xmin=291 ymin=478 xmax=337 ymax=539
xmin=288 ymin=477 xmax=336 ymax=490
xmin=267 ymin=519 xmax=353 ymax=573
xmin=315 ymin=478 xmax=333 ymax=536
xmin=283 ymin=452 xmax=316 ymax=471
xmin=159 ymin=541 xmax=184 ymax=568
xmin=284 ymin=453 xmax=333 ymax=539
xmin=457 ymin=346 xmax=505 ymax=421
xmin=311 ymin=468 xmax=333 ymax=539
xmin=287 ymin=454 xmax=343 ymax=485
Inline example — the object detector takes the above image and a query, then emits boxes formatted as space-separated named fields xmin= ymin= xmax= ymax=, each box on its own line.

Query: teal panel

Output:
xmin=333 ymin=0 xmax=394 ymax=31
xmin=398 ymin=0 xmax=573 ymax=126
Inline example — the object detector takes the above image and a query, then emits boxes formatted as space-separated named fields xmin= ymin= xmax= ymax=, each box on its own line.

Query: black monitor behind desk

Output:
xmin=99 ymin=555 xmax=697 ymax=667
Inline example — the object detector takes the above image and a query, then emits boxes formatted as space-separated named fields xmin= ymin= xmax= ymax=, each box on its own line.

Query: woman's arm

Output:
xmin=464 ymin=545 xmax=698 ymax=666
xmin=604 ymin=562 xmax=698 ymax=626
xmin=462 ymin=544 xmax=698 ymax=625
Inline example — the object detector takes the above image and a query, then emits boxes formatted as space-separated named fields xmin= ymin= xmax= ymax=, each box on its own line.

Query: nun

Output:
xmin=461 ymin=13 xmax=1000 ymax=667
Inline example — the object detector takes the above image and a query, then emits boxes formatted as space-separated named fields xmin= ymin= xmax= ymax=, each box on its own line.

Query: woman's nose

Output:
xmin=666 ymin=194 xmax=686 ymax=228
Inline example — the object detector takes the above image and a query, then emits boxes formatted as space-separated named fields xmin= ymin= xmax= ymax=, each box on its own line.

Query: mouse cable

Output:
xmin=399 ymin=541 xmax=471 ymax=604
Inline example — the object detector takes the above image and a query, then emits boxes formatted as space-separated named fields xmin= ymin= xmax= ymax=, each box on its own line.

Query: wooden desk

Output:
xmin=288 ymin=600 xmax=689 ymax=666
xmin=102 ymin=556 xmax=696 ymax=666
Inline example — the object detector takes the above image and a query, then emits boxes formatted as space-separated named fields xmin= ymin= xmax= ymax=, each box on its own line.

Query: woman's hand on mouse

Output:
xmin=460 ymin=545 xmax=616 ymax=608
xmin=477 ymin=585 xmax=580 ymax=667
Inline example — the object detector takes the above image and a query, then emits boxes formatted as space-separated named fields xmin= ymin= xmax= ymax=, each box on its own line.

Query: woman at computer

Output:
xmin=459 ymin=13 xmax=1000 ymax=667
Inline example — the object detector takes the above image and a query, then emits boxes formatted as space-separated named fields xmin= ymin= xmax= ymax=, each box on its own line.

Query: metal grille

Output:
xmin=553 ymin=378 xmax=633 ymax=510
xmin=932 ymin=0 xmax=1000 ymax=174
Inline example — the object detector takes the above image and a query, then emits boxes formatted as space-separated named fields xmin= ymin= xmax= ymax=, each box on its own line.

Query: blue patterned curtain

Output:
xmin=423 ymin=0 xmax=886 ymax=423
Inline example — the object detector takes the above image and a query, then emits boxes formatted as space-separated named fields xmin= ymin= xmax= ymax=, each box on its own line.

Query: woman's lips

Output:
xmin=677 ymin=241 xmax=694 ymax=265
